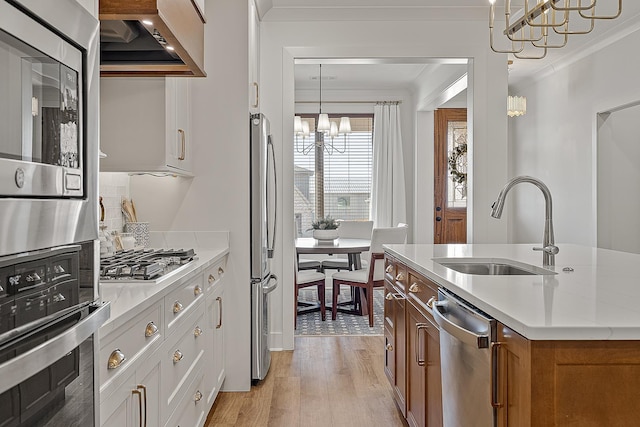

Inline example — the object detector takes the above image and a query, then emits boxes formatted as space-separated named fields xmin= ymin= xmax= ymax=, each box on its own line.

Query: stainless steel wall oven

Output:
xmin=0 ymin=1 xmax=107 ymax=426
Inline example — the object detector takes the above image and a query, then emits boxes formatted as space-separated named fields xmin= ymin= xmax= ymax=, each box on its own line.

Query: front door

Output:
xmin=434 ymin=108 xmax=467 ymax=244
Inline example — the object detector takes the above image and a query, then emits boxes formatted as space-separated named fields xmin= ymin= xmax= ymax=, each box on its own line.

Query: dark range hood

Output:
xmin=99 ymin=0 xmax=205 ymax=77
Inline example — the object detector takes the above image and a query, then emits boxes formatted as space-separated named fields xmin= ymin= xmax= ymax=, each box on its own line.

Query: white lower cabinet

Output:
xmin=99 ymin=256 xmax=227 ymax=427
xmin=204 ymin=281 xmax=225 ymax=407
xmin=100 ymin=350 xmax=161 ymax=427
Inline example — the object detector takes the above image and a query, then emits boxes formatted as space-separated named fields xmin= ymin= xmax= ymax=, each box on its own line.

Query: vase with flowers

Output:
xmin=311 ymin=216 xmax=340 ymax=242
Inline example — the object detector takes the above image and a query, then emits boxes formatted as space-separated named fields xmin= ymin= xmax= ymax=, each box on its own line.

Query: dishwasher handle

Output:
xmin=432 ymin=301 xmax=490 ymax=349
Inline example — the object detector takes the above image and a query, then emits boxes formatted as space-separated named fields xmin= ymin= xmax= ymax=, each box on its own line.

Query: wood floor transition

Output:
xmin=205 ymin=335 xmax=407 ymax=427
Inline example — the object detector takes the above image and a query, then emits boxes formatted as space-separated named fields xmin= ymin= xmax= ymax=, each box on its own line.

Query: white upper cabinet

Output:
xmin=249 ymin=0 xmax=260 ymax=112
xmin=100 ymin=77 xmax=194 ymax=176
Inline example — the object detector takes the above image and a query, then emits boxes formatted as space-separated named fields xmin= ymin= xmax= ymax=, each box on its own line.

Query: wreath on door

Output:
xmin=448 ymin=141 xmax=467 ymax=184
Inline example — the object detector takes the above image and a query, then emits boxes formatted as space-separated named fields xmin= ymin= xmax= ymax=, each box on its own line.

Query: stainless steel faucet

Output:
xmin=490 ymin=176 xmax=559 ymax=266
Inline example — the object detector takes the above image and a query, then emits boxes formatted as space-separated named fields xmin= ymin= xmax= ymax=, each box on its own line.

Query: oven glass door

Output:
xmin=0 ymin=1 xmax=83 ymax=197
xmin=0 ymin=302 xmax=109 ymax=426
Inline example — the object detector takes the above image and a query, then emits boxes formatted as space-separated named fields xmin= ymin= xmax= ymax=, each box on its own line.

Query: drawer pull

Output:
xmin=427 ymin=296 xmax=436 ymax=309
xmin=145 ymin=321 xmax=159 ymax=337
xmin=194 ymin=286 xmax=203 ymax=296
xmin=385 ymin=265 xmax=393 ymax=273
xmin=173 ymin=301 xmax=183 ymax=314
xmin=385 ymin=293 xmax=394 ymax=300
xmin=52 ymin=293 xmax=66 ymax=302
xmin=194 ymin=326 xmax=203 ymax=337
xmin=208 ymin=274 xmax=215 ymax=284
xmin=108 ymin=349 xmax=126 ymax=370
xmin=386 ymin=343 xmax=393 ymax=351
xmin=194 ymin=390 xmax=203 ymax=402
xmin=218 ymin=267 xmax=224 ymax=275
xmin=395 ymin=272 xmax=405 ymax=282
xmin=408 ymin=283 xmax=420 ymax=293
xmin=173 ymin=350 xmax=184 ymax=363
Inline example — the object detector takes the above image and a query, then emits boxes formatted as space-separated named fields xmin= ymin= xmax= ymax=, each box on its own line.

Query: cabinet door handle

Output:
xmin=107 ymin=349 xmax=126 ymax=370
xmin=395 ymin=272 xmax=405 ymax=282
xmin=385 ymin=292 xmax=394 ymax=300
xmin=194 ymin=326 xmax=203 ymax=337
xmin=385 ymin=265 xmax=393 ymax=274
xmin=252 ymin=82 xmax=259 ymax=108
xmin=194 ymin=286 xmax=203 ymax=296
xmin=208 ymin=274 xmax=215 ymax=284
xmin=145 ymin=321 xmax=159 ymax=337
xmin=385 ymin=343 xmax=393 ymax=351
xmin=408 ymin=283 xmax=420 ymax=293
xmin=178 ymin=128 xmax=186 ymax=160
xmin=136 ymin=385 xmax=147 ymax=427
xmin=194 ymin=390 xmax=203 ymax=402
xmin=216 ymin=296 xmax=223 ymax=329
xmin=415 ymin=323 xmax=428 ymax=366
xmin=173 ymin=301 xmax=183 ymax=314
xmin=173 ymin=350 xmax=184 ymax=363
xmin=218 ymin=266 xmax=224 ymax=275
xmin=132 ymin=389 xmax=143 ymax=427
xmin=491 ymin=342 xmax=504 ymax=408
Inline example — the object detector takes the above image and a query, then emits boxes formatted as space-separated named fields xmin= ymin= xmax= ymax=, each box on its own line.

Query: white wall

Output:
xmin=261 ymin=19 xmax=509 ymax=351
xmin=130 ymin=0 xmax=252 ymax=391
xmin=509 ymin=28 xmax=640 ymax=247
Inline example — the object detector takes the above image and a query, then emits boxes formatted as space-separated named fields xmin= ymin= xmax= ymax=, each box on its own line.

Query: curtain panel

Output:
xmin=370 ymin=103 xmax=406 ymax=228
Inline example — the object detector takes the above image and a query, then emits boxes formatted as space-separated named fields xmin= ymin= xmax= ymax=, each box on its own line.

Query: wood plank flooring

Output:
xmin=205 ymin=335 xmax=407 ymax=427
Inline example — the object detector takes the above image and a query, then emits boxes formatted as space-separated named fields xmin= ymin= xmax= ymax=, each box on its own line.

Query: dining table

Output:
xmin=295 ymin=237 xmax=371 ymax=316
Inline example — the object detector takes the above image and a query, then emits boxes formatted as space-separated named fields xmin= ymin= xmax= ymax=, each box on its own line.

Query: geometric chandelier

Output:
xmin=489 ymin=0 xmax=623 ymax=59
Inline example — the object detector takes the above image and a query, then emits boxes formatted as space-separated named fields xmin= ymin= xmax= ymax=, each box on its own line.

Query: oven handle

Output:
xmin=0 ymin=301 xmax=110 ymax=395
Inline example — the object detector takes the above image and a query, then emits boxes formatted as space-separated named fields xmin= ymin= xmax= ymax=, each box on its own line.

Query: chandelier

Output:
xmin=295 ymin=64 xmax=351 ymax=155
xmin=489 ymin=0 xmax=622 ymax=59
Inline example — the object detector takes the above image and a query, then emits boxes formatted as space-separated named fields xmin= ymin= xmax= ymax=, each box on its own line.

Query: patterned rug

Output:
xmin=295 ymin=287 xmax=384 ymax=336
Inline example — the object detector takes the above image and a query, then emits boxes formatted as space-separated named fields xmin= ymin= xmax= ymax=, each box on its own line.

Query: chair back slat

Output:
xmin=368 ymin=224 xmax=408 ymax=281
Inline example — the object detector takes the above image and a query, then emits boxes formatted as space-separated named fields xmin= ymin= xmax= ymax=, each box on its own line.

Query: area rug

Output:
xmin=295 ymin=287 xmax=384 ymax=336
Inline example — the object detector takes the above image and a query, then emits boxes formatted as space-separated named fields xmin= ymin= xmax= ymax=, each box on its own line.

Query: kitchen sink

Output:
xmin=432 ymin=258 xmax=557 ymax=276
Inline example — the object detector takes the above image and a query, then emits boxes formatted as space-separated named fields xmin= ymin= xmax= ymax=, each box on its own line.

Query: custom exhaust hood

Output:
xmin=99 ymin=0 xmax=205 ymax=77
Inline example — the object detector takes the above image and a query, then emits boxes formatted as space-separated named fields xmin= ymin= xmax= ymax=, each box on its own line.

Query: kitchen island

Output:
xmin=383 ymin=243 xmax=640 ymax=427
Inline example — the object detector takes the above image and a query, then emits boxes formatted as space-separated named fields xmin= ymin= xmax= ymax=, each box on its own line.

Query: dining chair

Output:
xmin=321 ymin=220 xmax=374 ymax=272
xmin=295 ymin=256 xmax=326 ymax=329
xmin=331 ymin=224 xmax=408 ymax=327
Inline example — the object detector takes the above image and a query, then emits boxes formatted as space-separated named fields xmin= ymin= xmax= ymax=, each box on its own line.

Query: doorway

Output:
xmin=434 ymin=108 xmax=467 ymax=244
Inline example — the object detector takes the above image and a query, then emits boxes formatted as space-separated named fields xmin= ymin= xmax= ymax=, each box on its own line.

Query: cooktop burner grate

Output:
xmin=100 ymin=248 xmax=196 ymax=281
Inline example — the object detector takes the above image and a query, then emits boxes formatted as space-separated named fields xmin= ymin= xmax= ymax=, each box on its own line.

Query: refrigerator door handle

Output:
xmin=263 ymin=274 xmax=278 ymax=294
xmin=266 ymin=134 xmax=277 ymax=258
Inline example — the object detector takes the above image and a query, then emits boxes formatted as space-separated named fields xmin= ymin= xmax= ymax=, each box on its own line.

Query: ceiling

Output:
xmin=263 ymin=0 xmax=640 ymax=86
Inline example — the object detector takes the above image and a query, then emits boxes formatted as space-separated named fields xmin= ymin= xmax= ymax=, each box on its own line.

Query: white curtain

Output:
xmin=370 ymin=103 xmax=406 ymax=227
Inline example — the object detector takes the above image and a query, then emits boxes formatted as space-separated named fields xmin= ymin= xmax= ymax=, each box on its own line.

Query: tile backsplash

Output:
xmin=99 ymin=172 xmax=130 ymax=232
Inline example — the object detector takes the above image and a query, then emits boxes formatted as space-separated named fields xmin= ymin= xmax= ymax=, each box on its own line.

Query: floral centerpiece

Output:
xmin=311 ymin=216 xmax=340 ymax=241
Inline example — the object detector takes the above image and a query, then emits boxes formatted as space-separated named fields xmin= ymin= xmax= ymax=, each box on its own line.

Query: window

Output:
xmin=294 ymin=115 xmax=373 ymax=236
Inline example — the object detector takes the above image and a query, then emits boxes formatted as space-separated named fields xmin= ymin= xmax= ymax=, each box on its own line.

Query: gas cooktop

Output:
xmin=100 ymin=248 xmax=196 ymax=282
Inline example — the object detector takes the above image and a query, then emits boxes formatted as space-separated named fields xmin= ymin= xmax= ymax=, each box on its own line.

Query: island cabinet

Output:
xmin=495 ymin=323 xmax=640 ymax=427
xmin=99 ymin=255 xmax=227 ymax=427
xmin=384 ymin=255 xmax=443 ymax=427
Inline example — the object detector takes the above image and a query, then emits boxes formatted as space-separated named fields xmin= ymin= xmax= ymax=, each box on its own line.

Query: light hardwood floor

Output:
xmin=205 ymin=335 xmax=407 ymax=427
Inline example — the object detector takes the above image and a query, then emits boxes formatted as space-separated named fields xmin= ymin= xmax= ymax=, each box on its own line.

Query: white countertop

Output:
xmin=384 ymin=243 xmax=640 ymax=340
xmin=99 ymin=248 xmax=229 ymax=337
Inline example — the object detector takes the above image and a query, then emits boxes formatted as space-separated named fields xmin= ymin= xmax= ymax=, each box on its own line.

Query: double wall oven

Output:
xmin=0 ymin=1 xmax=108 ymax=426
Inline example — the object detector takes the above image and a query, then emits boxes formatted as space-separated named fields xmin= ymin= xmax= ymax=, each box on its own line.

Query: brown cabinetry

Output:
xmin=495 ymin=322 xmax=640 ymax=426
xmin=384 ymin=255 xmax=442 ymax=427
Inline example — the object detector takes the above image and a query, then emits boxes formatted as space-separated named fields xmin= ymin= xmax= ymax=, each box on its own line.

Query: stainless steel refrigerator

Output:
xmin=250 ymin=113 xmax=278 ymax=382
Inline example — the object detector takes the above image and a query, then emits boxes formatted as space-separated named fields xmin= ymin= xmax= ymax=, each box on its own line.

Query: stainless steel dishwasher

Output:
xmin=432 ymin=288 xmax=497 ymax=427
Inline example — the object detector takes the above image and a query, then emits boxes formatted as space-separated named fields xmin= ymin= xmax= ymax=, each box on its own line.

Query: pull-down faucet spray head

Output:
xmin=490 ymin=175 xmax=558 ymax=266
